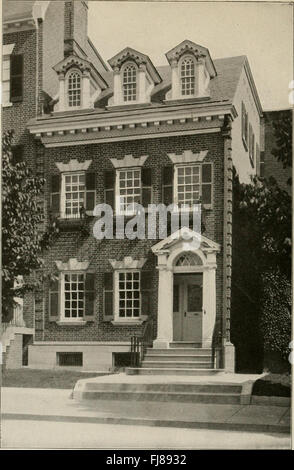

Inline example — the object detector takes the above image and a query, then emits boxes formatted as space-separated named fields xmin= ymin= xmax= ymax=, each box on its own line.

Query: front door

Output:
xmin=173 ymin=273 xmax=203 ymax=342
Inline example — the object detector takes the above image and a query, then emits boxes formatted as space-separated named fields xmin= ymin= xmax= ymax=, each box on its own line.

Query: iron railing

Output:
xmin=130 ymin=318 xmax=154 ymax=367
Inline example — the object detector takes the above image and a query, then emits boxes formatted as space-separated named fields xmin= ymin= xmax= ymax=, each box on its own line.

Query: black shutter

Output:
xmin=162 ymin=166 xmax=173 ymax=206
xmin=85 ymin=172 xmax=96 ymax=212
xmin=49 ymin=278 xmax=59 ymax=321
xmin=201 ymin=163 xmax=212 ymax=207
xmin=10 ymin=55 xmax=23 ymax=102
xmin=141 ymin=167 xmax=152 ymax=208
xmin=85 ymin=273 xmax=95 ymax=321
xmin=103 ymin=272 xmax=114 ymax=320
xmin=104 ymin=170 xmax=115 ymax=211
xmin=51 ymin=174 xmax=61 ymax=215
xmin=141 ymin=271 xmax=152 ymax=316
xmin=12 ymin=145 xmax=23 ymax=164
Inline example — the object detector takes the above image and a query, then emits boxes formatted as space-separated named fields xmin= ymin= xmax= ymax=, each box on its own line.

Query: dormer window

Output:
xmin=52 ymin=55 xmax=108 ymax=112
xmin=122 ymin=63 xmax=137 ymax=102
xmin=108 ymin=47 xmax=162 ymax=106
xmin=68 ymin=70 xmax=81 ymax=108
xmin=180 ymin=56 xmax=196 ymax=96
xmin=165 ymin=40 xmax=217 ymax=101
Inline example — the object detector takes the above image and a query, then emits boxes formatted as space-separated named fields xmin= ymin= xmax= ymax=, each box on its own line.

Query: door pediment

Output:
xmin=151 ymin=227 xmax=220 ymax=255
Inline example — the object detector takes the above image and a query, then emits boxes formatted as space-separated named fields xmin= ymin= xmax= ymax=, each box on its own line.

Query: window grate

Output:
xmin=57 ymin=352 xmax=83 ymax=367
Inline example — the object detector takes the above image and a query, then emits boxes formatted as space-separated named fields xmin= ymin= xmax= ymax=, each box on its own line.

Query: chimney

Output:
xmin=64 ymin=1 xmax=88 ymax=57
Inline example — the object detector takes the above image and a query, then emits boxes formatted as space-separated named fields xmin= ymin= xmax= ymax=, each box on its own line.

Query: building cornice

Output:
xmin=27 ymin=102 xmax=236 ymax=147
xmin=3 ymin=18 xmax=36 ymax=33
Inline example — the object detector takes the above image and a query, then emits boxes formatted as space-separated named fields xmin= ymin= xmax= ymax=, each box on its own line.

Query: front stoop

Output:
xmin=126 ymin=345 xmax=223 ymax=376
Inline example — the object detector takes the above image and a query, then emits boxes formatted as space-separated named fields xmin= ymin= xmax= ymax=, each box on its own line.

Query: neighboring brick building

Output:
xmin=261 ymin=109 xmax=292 ymax=193
xmin=2 ymin=1 xmax=262 ymax=372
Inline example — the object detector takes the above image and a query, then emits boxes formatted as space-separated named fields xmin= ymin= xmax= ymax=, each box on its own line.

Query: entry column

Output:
xmin=153 ymin=251 xmax=173 ymax=349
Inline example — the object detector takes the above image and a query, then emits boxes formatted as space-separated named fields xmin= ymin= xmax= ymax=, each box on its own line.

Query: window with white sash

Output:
xmin=63 ymin=272 xmax=85 ymax=319
xmin=122 ymin=63 xmax=137 ymax=102
xmin=174 ymin=163 xmax=213 ymax=209
xmin=180 ymin=56 xmax=196 ymax=96
xmin=118 ymin=271 xmax=140 ymax=318
xmin=62 ymin=172 xmax=85 ymax=218
xmin=2 ymin=43 xmax=15 ymax=107
xmin=116 ymin=168 xmax=141 ymax=215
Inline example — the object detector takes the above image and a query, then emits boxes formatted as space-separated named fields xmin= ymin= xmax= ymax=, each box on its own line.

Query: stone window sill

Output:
xmin=111 ymin=316 xmax=147 ymax=326
xmin=2 ymin=102 xmax=13 ymax=108
xmin=56 ymin=320 xmax=87 ymax=326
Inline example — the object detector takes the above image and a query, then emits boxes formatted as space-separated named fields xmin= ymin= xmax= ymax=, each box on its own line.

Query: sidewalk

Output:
xmin=1 ymin=386 xmax=290 ymax=434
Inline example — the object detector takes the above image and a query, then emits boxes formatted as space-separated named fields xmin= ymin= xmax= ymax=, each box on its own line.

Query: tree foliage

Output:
xmin=232 ymin=170 xmax=291 ymax=372
xmin=260 ymin=271 xmax=291 ymax=360
xmin=2 ymin=130 xmax=58 ymax=318
xmin=271 ymin=112 xmax=292 ymax=170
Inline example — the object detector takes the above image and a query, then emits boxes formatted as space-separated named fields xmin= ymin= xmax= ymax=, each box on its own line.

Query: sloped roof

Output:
xmin=3 ymin=0 xmax=35 ymax=21
xmin=95 ymin=55 xmax=246 ymax=108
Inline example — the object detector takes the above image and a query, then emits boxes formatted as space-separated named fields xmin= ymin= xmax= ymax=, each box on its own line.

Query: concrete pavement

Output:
xmin=2 ymin=419 xmax=290 ymax=449
xmin=1 ymin=386 xmax=291 ymax=436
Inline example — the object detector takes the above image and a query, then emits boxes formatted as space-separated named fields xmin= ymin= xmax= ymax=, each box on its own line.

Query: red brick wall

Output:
xmin=29 ymin=132 xmax=225 ymax=342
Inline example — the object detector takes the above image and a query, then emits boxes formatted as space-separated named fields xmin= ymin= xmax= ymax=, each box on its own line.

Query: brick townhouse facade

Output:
xmin=2 ymin=1 xmax=263 ymax=373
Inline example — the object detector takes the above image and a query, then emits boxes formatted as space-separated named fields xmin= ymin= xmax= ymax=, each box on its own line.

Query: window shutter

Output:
xmin=103 ymin=272 xmax=114 ymax=320
xmin=251 ymin=133 xmax=255 ymax=168
xmin=85 ymin=172 xmax=96 ymax=213
xmin=241 ymin=102 xmax=247 ymax=144
xmin=141 ymin=271 xmax=152 ymax=316
xmin=10 ymin=55 xmax=23 ymax=102
xmin=201 ymin=163 xmax=212 ymax=207
xmin=50 ymin=174 xmax=61 ymax=216
xmin=49 ymin=278 xmax=59 ymax=321
xmin=12 ymin=145 xmax=23 ymax=164
xmin=162 ymin=166 xmax=173 ymax=206
xmin=141 ymin=167 xmax=152 ymax=208
xmin=104 ymin=170 xmax=115 ymax=210
xmin=85 ymin=273 xmax=95 ymax=321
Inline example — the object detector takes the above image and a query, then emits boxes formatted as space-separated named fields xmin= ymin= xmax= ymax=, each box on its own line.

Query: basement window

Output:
xmin=57 ymin=352 xmax=83 ymax=366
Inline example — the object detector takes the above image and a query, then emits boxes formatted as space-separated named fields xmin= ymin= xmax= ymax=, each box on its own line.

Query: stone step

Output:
xmin=141 ymin=361 xmax=213 ymax=369
xmin=82 ymin=382 xmax=242 ymax=394
xmin=144 ymin=354 xmax=212 ymax=363
xmin=169 ymin=342 xmax=202 ymax=348
xmin=127 ymin=368 xmax=224 ymax=376
xmin=75 ymin=389 xmax=241 ymax=404
xmin=148 ymin=348 xmax=212 ymax=355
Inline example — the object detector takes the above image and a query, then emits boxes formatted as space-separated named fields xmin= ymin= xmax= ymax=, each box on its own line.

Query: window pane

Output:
xmin=64 ymin=173 xmax=85 ymax=218
xmin=63 ymin=272 xmax=85 ymax=319
xmin=118 ymin=271 xmax=140 ymax=318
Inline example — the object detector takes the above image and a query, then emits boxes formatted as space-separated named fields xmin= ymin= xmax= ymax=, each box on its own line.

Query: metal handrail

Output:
xmin=130 ymin=318 xmax=154 ymax=367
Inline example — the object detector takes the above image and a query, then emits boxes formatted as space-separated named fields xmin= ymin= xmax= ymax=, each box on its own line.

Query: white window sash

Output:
xmin=114 ymin=269 xmax=141 ymax=322
xmin=115 ymin=167 xmax=142 ymax=216
xmin=60 ymin=271 xmax=86 ymax=321
xmin=174 ymin=164 xmax=201 ymax=209
xmin=2 ymin=43 xmax=15 ymax=107
xmin=60 ymin=171 xmax=86 ymax=219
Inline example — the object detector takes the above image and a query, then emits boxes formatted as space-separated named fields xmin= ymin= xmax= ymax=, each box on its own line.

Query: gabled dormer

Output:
xmin=52 ymin=54 xmax=108 ymax=112
xmin=165 ymin=40 xmax=217 ymax=101
xmin=108 ymin=47 xmax=162 ymax=106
